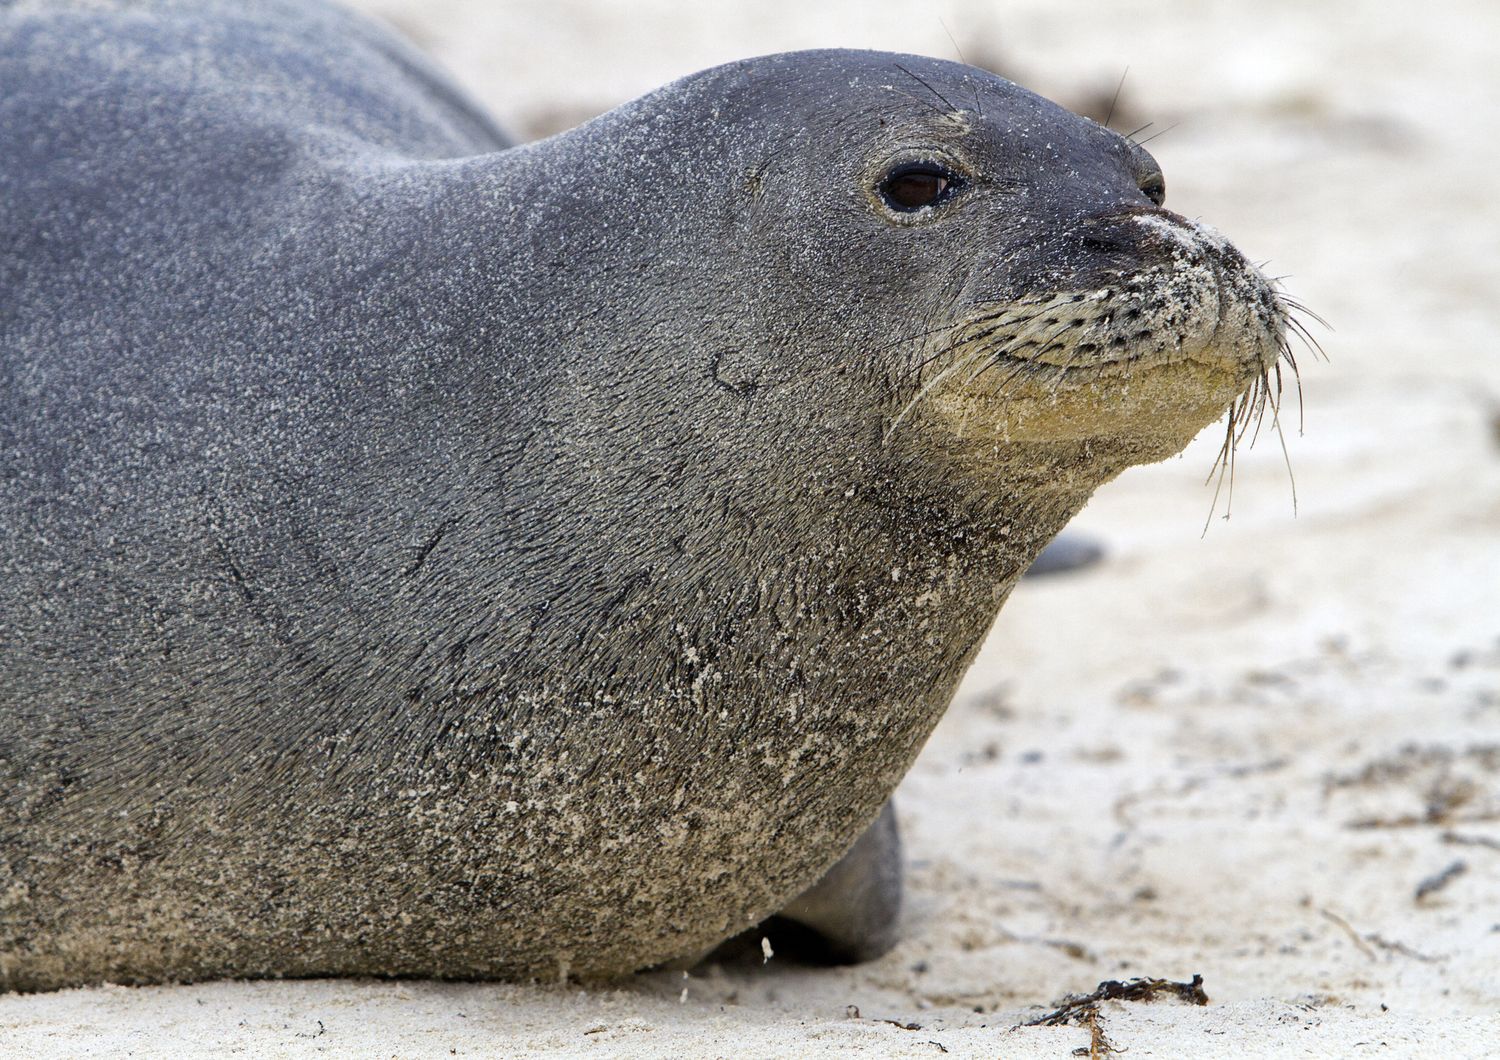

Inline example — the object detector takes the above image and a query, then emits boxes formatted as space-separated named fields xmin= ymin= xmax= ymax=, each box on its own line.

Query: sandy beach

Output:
xmin=4 ymin=0 xmax=1498 ymax=1055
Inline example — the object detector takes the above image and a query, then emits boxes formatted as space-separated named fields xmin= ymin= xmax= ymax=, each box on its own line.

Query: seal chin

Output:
xmin=909 ymin=208 xmax=1289 ymax=457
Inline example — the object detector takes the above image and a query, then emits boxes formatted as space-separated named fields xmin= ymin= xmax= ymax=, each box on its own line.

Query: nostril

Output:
xmin=1080 ymin=233 xmax=1127 ymax=255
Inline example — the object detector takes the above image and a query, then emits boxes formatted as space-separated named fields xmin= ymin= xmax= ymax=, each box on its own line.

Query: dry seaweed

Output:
xmin=1022 ymin=972 xmax=1210 ymax=1055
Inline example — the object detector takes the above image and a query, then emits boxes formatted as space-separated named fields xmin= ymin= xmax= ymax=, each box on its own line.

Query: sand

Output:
xmin=4 ymin=0 xmax=1498 ymax=1055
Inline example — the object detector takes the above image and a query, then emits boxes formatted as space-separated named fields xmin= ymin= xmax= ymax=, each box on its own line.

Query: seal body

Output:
xmin=0 ymin=1 xmax=1288 ymax=990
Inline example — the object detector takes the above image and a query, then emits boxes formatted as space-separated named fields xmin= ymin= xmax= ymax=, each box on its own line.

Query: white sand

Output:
xmin=5 ymin=0 xmax=1498 ymax=1055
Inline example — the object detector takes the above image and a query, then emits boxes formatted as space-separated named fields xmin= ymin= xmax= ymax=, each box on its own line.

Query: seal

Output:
xmin=0 ymin=0 xmax=1294 ymax=990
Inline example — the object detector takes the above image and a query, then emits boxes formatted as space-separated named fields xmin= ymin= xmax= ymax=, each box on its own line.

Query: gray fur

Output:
xmin=0 ymin=0 xmax=1285 ymax=990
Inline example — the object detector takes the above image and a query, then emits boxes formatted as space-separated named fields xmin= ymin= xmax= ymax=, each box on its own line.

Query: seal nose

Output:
xmin=1072 ymin=213 xmax=1146 ymax=272
xmin=1119 ymin=210 xmax=1286 ymax=372
xmin=1078 ymin=231 xmax=1131 ymax=255
xmin=1079 ymin=206 xmax=1205 ymax=266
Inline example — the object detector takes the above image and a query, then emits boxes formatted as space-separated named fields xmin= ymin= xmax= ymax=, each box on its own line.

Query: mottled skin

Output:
xmin=0 ymin=1 xmax=1285 ymax=990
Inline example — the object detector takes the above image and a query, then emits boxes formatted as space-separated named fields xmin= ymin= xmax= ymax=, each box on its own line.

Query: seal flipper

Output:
xmin=1025 ymin=532 xmax=1105 ymax=577
xmin=762 ymin=800 xmax=904 ymax=964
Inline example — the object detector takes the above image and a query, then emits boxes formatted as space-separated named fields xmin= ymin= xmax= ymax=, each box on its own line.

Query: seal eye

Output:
xmin=1140 ymin=172 xmax=1166 ymax=207
xmin=878 ymin=163 xmax=963 ymax=212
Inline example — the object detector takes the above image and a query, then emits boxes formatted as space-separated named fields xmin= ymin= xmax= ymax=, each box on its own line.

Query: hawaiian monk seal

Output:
xmin=0 ymin=0 xmax=1296 ymax=990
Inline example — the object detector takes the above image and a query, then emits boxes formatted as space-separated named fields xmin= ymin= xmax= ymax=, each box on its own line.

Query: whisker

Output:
xmin=995 ymin=357 xmax=1045 ymax=398
xmin=1277 ymin=344 xmax=1306 ymax=434
xmin=935 ymin=18 xmax=985 ymax=117
xmin=1268 ymin=284 xmax=1331 ymax=366
xmin=1284 ymin=312 xmax=1328 ymax=362
xmin=1034 ymin=324 xmax=1092 ymax=398
xmin=871 ymin=318 xmax=965 ymax=362
xmin=899 ymin=309 xmax=1021 ymax=381
xmin=1201 ymin=402 xmax=1237 ymax=537
xmin=894 ymin=62 xmax=958 ymax=114
xmin=1134 ymin=122 xmax=1180 ymax=147
xmin=1245 ymin=372 xmax=1271 ymax=448
xmin=1200 ymin=275 xmax=1315 ymax=532
xmin=1103 ymin=67 xmax=1129 ymax=129
xmin=887 ymin=86 xmax=948 ymax=119
xmin=1278 ymin=296 xmax=1331 ymax=330
xmin=1271 ymin=395 xmax=1299 ymax=517
xmin=969 ymin=349 xmax=1040 ymax=395
xmin=883 ymin=344 xmax=991 ymax=443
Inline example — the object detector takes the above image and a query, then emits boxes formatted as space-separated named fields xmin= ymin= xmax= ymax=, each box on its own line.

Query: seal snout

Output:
xmin=1124 ymin=209 xmax=1285 ymax=362
xmin=1038 ymin=206 xmax=1286 ymax=379
xmin=951 ymin=204 xmax=1285 ymax=387
xmin=893 ymin=204 xmax=1297 ymax=453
